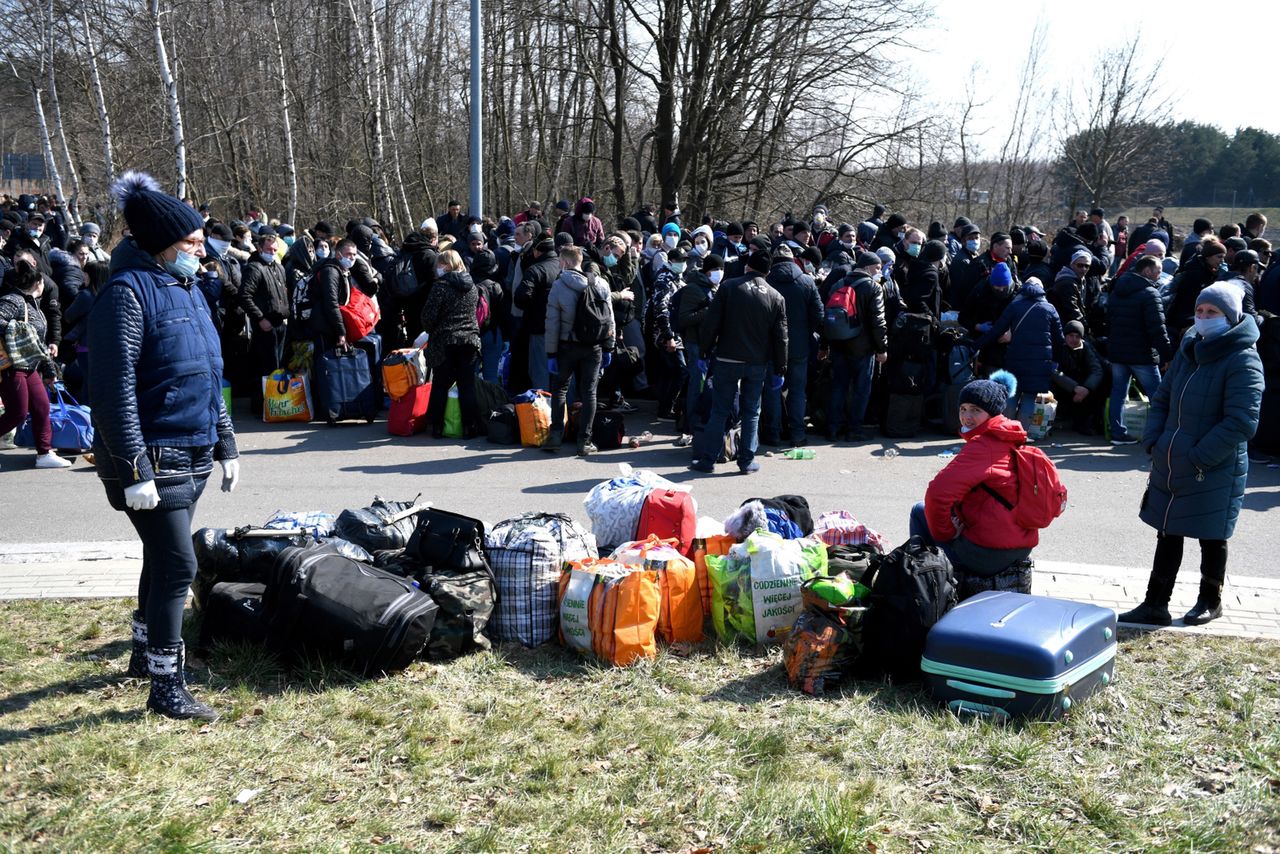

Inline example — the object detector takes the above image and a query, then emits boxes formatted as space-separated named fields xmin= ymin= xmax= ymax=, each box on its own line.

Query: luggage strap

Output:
xmin=979 ymin=447 xmax=1022 ymax=512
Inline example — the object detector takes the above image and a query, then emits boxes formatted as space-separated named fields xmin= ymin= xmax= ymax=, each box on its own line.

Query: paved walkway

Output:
xmin=0 ymin=543 xmax=1275 ymax=640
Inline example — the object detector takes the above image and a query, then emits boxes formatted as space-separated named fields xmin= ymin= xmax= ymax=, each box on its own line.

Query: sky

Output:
xmin=896 ymin=0 xmax=1280 ymax=149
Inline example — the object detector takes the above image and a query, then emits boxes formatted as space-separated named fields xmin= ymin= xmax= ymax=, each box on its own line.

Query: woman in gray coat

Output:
xmin=1119 ymin=284 xmax=1263 ymax=626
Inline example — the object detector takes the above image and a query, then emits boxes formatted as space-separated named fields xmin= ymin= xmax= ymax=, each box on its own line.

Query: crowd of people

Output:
xmin=0 ymin=177 xmax=1268 ymax=718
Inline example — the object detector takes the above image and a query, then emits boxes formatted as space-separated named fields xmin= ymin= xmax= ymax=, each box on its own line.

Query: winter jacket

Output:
xmin=900 ymin=257 xmax=943 ymax=316
xmin=646 ymin=266 xmax=684 ymax=348
xmin=766 ymin=261 xmax=822 ymax=361
xmin=420 ymin=271 xmax=480 ymax=369
xmin=283 ymin=232 xmax=317 ymax=286
xmin=924 ymin=414 xmax=1039 ymax=550
xmin=86 ymin=238 xmax=236 ymax=502
xmin=0 ymin=287 xmax=48 ymax=368
xmin=1021 ymin=261 xmax=1052 ymax=288
xmin=948 ymin=247 xmax=985 ymax=307
xmin=1220 ymin=274 xmax=1258 ymax=322
xmin=350 ymin=252 xmax=381 ymax=297
xmin=699 ymin=275 xmax=788 ymax=374
xmin=559 ymin=200 xmax=606 ymax=248
xmin=674 ymin=274 xmax=716 ymax=342
xmin=1140 ymin=318 xmax=1263 ymax=540
xmin=544 ymin=268 xmax=616 ymax=354
xmin=514 ymin=250 xmax=560 ymax=334
xmin=238 ymin=254 xmax=290 ymax=325
xmin=604 ymin=250 xmax=641 ymax=327
xmin=310 ymin=257 xmax=351 ymax=346
xmin=1049 ymin=227 xmax=1089 ymax=275
xmin=49 ymin=249 xmax=84 ymax=310
xmin=1053 ymin=339 xmax=1105 ymax=395
xmin=1106 ymin=271 xmax=1173 ymax=366
xmin=961 ymin=280 xmax=1017 ymax=368
xmin=399 ymin=230 xmax=439 ymax=297
xmin=825 ymin=270 xmax=888 ymax=359
xmin=976 ymin=280 xmax=1064 ymax=395
xmin=1049 ymin=267 xmax=1085 ymax=327
xmin=4 ymin=229 xmax=52 ymax=277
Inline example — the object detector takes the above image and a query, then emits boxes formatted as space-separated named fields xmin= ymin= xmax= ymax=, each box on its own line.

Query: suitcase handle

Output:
xmin=944 ymin=678 xmax=1016 ymax=700
xmin=947 ymin=699 xmax=1012 ymax=721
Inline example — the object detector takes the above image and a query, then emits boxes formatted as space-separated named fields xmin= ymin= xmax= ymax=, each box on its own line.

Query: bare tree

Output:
xmin=150 ymin=0 xmax=187 ymax=196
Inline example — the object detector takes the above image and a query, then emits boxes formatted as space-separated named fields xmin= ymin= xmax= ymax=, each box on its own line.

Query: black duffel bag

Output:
xmin=405 ymin=508 xmax=488 ymax=573
xmin=266 ymin=544 xmax=439 ymax=676
xmin=197 ymin=581 xmax=269 ymax=652
xmin=191 ymin=527 xmax=315 ymax=612
xmin=333 ymin=497 xmax=430 ymax=553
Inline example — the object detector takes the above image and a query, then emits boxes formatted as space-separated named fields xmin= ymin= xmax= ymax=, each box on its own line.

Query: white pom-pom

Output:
xmin=990 ymin=369 xmax=1018 ymax=399
xmin=111 ymin=171 xmax=161 ymax=212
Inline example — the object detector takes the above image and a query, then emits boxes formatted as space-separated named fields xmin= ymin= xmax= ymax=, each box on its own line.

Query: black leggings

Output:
xmin=1153 ymin=532 xmax=1227 ymax=590
xmin=127 ymin=502 xmax=199 ymax=648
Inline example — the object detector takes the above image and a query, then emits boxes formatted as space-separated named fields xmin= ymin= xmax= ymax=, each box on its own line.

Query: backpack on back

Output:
xmin=982 ymin=445 xmax=1069 ymax=530
xmin=390 ymin=252 xmax=423 ymax=298
xmin=476 ymin=289 xmax=491 ymax=332
xmin=573 ymin=273 xmax=612 ymax=345
xmin=823 ymin=283 xmax=862 ymax=340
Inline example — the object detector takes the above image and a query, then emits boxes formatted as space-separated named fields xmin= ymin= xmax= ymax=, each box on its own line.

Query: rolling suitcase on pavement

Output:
xmin=921 ymin=590 xmax=1117 ymax=721
xmin=388 ymin=382 xmax=432 ymax=436
xmin=315 ymin=344 xmax=380 ymax=424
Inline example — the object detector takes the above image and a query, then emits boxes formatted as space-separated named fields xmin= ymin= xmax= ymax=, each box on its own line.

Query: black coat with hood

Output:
xmin=420 ymin=271 xmax=480 ymax=368
xmin=1106 ymin=271 xmax=1174 ymax=366
xmin=400 ymin=230 xmax=439 ymax=297
xmin=514 ymin=248 xmax=560 ymax=334
xmin=238 ymin=253 xmax=290 ymax=325
xmin=470 ymin=251 xmax=507 ymax=335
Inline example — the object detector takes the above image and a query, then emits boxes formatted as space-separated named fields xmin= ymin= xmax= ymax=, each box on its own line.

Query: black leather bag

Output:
xmin=406 ymin=508 xmax=489 ymax=573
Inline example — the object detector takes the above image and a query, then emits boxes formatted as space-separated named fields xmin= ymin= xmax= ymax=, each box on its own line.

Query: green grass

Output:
xmin=2 ymin=598 xmax=1278 ymax=852
xmin=1115 ymin=206 xmax=1280 ymax=239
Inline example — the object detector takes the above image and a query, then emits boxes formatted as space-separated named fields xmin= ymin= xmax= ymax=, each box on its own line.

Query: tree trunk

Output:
xmin=30 ymin=82 xmax=65 ymax=207
xmin=79 ymin=4 xmax=115 ymax=191
xmin=268 ymin=0 xmax=299 ymax=225
xmin=150 ymin=0 xmax=187 ymax=197
xmin=43 ymin=1 xmax=79 ymax=224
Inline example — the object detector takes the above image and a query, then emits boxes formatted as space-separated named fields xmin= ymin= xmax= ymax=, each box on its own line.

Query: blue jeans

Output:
xmin=762 ymin=358 xmax=809 ymax=442
xmin=479 ymin=330 xmax=504 ymax=384
xmin=910 ymin=501 xmax=960 ymax=570
xmin=1004 ymin=391 xmax=1038 ymax=426
xmin=1108 ymin=362 xmax=1161 ymax=439
xmin=910 ymin=500 xmax=1032 ymax=576
xmin=528 ymin=334 xmax=549 ymax=392
xmin=695 ymin=361 xmax=766 ymax=469
xmin=829 ymin=351 xmax=875 ymax=434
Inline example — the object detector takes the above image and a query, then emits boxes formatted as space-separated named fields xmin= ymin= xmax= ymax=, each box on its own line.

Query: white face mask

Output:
xmin=84 ymin=235 xmax=98 ymax=247
xmin=708 ymin=270 xmax=723 ymax=284
xmin=664 ymin=234 xmax=678 ymax=249
xmin=581 ymin=212 xmax=591 ymax=222
xmin=436 ymin=266 xmax=447 ymax=278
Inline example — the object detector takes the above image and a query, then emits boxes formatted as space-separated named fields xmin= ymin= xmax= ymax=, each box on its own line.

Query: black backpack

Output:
xmin=389 ymin=252 xmax=423 ymax=298
xmin=854 ymin=536 xmax=956 ymax=682
xmin=889 ymin=311 xmax=936 ymax=362
xmin=573 ymin=273 xmax=612 ymax=344
xmin=266 ymin=544 xmax=439 ymax=676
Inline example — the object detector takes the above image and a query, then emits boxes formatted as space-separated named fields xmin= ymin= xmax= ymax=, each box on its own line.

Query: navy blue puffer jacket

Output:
xmin=87 ymin=239 xmax=236 ymax=507
xmin=1106 ymin=271 xmax=1174 ymax=366
xmin=1140 ymin=318 xmax=1263 ymax=540
xmin=975 ymin=279 xmax=1064 ymax=394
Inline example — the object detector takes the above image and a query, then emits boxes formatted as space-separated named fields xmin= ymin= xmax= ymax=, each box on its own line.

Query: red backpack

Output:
xmin=636 ymin=489 xmax=696 ymax=553
xmin=340 ymin=282 xmax=380 ymax=341
xmin=984 ymin=445 xmax=1068 ymax=529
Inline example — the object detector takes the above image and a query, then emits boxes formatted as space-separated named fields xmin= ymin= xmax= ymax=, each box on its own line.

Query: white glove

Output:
xmin=221 ymin=459 xmax=240 ymax=493
xmin=412 ymin=331 xmax=430 ymax=350
xmin=124 ymin=480 xmax=160 ymax=511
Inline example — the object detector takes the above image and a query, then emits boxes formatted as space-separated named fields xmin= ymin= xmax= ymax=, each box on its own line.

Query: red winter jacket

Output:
xmin=924 ymin=415 xmax=1039 ymax=550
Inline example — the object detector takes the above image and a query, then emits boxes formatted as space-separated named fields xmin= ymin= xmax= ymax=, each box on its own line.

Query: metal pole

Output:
xmin=469 ymin=0 xmax=483 ymax=218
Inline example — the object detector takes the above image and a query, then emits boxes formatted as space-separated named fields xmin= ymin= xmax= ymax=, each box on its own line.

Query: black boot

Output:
xmin=1183 ymin=576 xmax=1224 ymax=625
xmin=542 ymin=430 xmax=563 ymax=453
xmin=126 ymin=610 xmax=148 ymax=679
xmin=146 ymin=643 xmax=217 ymax=721
xmin=1118 ymin=564 xmax=1177 ymax=626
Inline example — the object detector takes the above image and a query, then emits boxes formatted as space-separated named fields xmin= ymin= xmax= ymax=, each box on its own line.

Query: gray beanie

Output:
xmin=1195 ymin=283 xmax=1244 ymax=326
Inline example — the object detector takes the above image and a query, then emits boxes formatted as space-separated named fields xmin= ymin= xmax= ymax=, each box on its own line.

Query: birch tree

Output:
xmin=150 ymin=0 xmax=187 ymax=197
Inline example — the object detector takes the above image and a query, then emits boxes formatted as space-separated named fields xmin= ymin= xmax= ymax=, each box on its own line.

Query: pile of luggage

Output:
xmin=194 ymin=475 xmax=1114 ymax=721
xmin=261 ymin=335 xmax=383 ymax=426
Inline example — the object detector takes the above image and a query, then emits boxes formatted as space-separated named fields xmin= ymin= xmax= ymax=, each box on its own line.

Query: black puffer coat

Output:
xmin=87 ymin=238 xmax=237 ymax=511
xmin=1106 ymin=271 xmax=1174 ymax=366
xmin=420 ymin=271 xmax=480 ymax=368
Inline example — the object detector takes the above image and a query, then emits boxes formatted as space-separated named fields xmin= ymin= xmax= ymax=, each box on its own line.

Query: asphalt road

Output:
xmin=2 ymin=401 xmax=1278 ymax=579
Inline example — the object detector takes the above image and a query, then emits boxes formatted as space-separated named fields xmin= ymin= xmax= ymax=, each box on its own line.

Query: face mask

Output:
xmin=315 ymin=245 xmax=329 ymax=259
xmin=709 ymin=270 xmax=723 ymax=285
xmin=906 ymin=243 xmax=921 ymax=258
xmin=664 ymin=234 xmax=678 ymax=249
xmin=814 ymin=214 xmax=826 ymax=227
xmin=283 ymin=236 xmax=295 ymax=247
xmin=841 ymin=240 xmax=854 ymax=252
xmin=84 ymin=235 xmax=97 ymax=247
xmin=694 ymin=241 xmax=707 ymax=253
xmin=736 ymin=242 xmax=746 ymax=253
xmin=603 ymin=253 xmax=618 ymax=268
xmin=164 ymin=249 xmax=201 ymax=279
xmin=27 ymin=229 xmax=41 ymax=240
xmin=338 ymin=256 xmax=355 ymax=270
xmin=259 ymin=251 xmax=276 ymax=264
xmin=1193 ymin=315 xmax=1230 ymax=338
xmin=896 ymin=230 xmax=906 ymax=241
xmin=1218 ymin=262 xmax=1229 ymax=276
xmin=669 ymin=262 xmax=686 ymax=275
xmin=207 ymin=238 xmax=230 ymax=255
xmin=436 ymin=266 xmax=447 ymax=278
xmin=960 ymin=424 xmax=975 ymax=433
xmin=881 ymin=263 xmax=893 ymax=282
xmin=581 ymin=212 xmax=591 ymax=222
xmin=965 ymin=239 xmax=980 ymax=253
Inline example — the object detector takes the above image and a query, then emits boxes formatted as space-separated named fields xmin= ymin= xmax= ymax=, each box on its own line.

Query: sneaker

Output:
xmin=688 ymin=460 xmax=715 ymax=474
xmin=1109 ymin=435 xmax=1139 ymax=446
xmin=674 ymin=433 xmax=694 ymax=447
xmin=577 ymin=443 xmax=597 ymax=457
xmin=0 ymin=432 xmax=15 ymax=450
xmin=35 ymin=452 xmax=73 ymax=469
xmin=738 ymin=460 xmax=761 ymax=474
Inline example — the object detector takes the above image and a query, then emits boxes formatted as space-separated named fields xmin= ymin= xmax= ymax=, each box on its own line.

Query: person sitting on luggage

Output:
xmin=1052 ymin=320 xmax=1106 ymax=435
xmin=908 ymin=371 xmax=1035 ymax=580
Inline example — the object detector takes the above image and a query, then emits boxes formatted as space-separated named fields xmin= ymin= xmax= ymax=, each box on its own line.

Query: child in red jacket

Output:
xmin=909 ymin=371 xmax=1037 ymax=576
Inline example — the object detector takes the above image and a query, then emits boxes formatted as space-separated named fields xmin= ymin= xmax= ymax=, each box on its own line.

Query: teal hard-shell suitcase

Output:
xmin=921 ymin=591 xmax=1117 ymax=721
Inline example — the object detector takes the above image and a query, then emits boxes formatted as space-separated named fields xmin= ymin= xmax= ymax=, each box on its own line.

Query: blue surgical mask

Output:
xmin=164 ymin=249 xmax=201 ymax=279
xmin=896 ymin=230 xmax=906 ymax=241
xmin=1218 ymin=262 xmax=1229 ymax=276
xmin=283 ymin=236 xmax=296 ymax=247
xmin=259 ymin=251 xmax=276 ymax=264
xmin=338 ymin=256 xmax=355 ymax=270
xmin=207 ymin=238 xmax=230 ymax=256
xmin=603 ymin=253 xmax=618 ymax=268
xmin=736 ymin=242 xmax=746 ymax=253
xmin=27 ymin=228 xmax=41 ymax=240
xmin=315 ymin=245 xmax=329 ymax=259
xmin=1193 ymin=315 xmax=1230 ymax=338
xmin=669 ymin=262 xmax=686 ymax=275
xmin=906 ymin=243 xmax=921 ymax=258
xmin=965 ymin=239 xmax=980 ymax=253
xmin=709 ymin=270 xmax=723 ymax=285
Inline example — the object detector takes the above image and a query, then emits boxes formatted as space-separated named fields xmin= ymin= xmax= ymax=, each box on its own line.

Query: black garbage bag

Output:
xmin=333 ymin=497 xmax=429 ymax=553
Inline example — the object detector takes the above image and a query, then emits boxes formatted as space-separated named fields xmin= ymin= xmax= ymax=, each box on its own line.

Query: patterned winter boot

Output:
xmin=126 ymin=610 xmax=149 ymax=678
xmin=146 ymin=643 xmax=217 ymax=721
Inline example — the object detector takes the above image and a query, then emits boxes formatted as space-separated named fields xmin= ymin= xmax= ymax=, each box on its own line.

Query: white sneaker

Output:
xmin=674 ymin=433 xmax=694 ymax=447
xmin=0 ymin=436 xmax=16 ymax=451
xmin=35 ymin=452 xmax=73 ymax=469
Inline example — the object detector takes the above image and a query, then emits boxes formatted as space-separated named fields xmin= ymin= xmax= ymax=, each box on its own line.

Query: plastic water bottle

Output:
xmin=641 ymin=431 xmax=654 ymax=442
xmin=883 ymin=447 xmax=899 ymax=461
xmin=783 ymin=448 xmax=816 ymax=460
